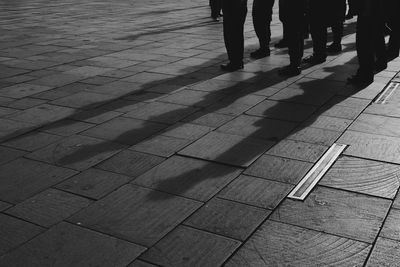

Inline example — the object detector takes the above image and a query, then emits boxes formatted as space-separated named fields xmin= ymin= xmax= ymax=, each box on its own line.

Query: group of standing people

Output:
xmin=211 ymin=0 xmax=400 ymax=85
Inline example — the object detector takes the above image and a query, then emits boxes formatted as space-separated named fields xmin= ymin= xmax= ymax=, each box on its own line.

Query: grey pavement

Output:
xmin=0 ymin=0 xmax=400 ymax=266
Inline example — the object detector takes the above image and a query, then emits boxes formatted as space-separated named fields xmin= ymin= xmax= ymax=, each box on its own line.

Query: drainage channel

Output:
xmin=374 ymin=81 xmax=400 ymax=104
xmin=288 ymin=143 xmax=347 ymax=201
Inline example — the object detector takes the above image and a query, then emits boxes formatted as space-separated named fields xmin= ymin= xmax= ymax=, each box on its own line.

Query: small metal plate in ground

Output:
xmin=288 ymin=143 xmax=347 ymax=201
xmin=374 ymin=82 xmax=400 ymax=104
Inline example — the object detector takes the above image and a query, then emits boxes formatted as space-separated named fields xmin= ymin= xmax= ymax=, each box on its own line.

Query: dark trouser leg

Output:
xmin=331 ymin=21 xmax=344 ymax=44
xmin=374 ymin=19 xmax=387 ymax=66
xmin=356 ymin=16 xmax=374 ymax=78
xmin=310 ymin=15 xmax=327 ymax=59
xmin=210 ymin=0 xmax=222 ymax=18
xmin=252 ymin=0 xmax=275 ymax=48
xmin=286 ymin=21 xmax=304 ymax=67
xmin=388 ymin=19 xmax=400 ymax=58
xmin=222 ymin=0 xmax=248 ymax=64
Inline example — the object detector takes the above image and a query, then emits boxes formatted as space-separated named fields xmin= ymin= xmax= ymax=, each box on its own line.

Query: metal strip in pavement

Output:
xmin=374 ymin=82 xmax=399 ymax=104
xmin=288 ymin=143 xmax=347 ymax=201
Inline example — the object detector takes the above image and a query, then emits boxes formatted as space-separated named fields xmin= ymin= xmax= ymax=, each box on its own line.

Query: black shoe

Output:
xmin=250 ymin=48 xmax=270 ymax=59
xmin=302 ymin=54 xmax=326 ymax=65
xmin=347 ymin=74 xmax=373 ymax=85
xmin=274 ymin=39 xmax=288 ymax=48
xmin=327 ymin=43 xmax=342 ymax=53
xmin=278 ymin=65 xmax=301 ymax=76
xmin=220 ymin=62 xmax=244 ymax=72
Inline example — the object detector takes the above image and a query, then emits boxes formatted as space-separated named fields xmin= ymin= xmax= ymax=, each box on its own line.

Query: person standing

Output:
xmin=250 ymin=0 xmax=275 ymax=59
xmin=348 ymin=0 xmax=386 ymax=84
xmin=220 ymin=0 xmax=248 ymax=71
xmin=210 ymin=0 xmax=222 ymax=21
xmin=386 ymin=0 xmax=400 ymax=60
xmin=278 ymin=0 xmax=307 ymax=76
xmin=303 ymin=0 xmax=346 ymax=64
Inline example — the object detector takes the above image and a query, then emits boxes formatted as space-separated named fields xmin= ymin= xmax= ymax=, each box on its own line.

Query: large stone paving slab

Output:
xmin=133 ymin=155 xmax=241 ymax=201
xmin=380 ymin=208 xmax=400 ymax=241
xmin=339 ymin=131 xmax=400 ymax=164
xmin=27 ymin=135 xmax=125 ymax=171
xmin=0 ymin=222 xmax=145 ymax=267
xmin=244 ymin=154 xmax=312 ymax=184
xmin=266 ymin=139 xmax=328 ymax=163
xmin=287 ymin=126 xmax=342 ymax=146
xmin=81 ymin=116 xmax=167 ymax=145
xmin=124 ymin=101 xmax=198 ymax=124
xmin=0 ymin=213 xmax=44 ymax=256
xmin=245 ymin=99 xmax=317 ymax=122
xmin=349 ymin=113 xmax=400 ymax=137
xmin=218 ymin=175 xmax=293 ymax=209
xmin=140 ymin=225 xmax=240 ymax=267
xmin=179 ymin=131 xmax=275 ymax=167
xmin=184 ymin=198 xmax=269 ymax=240
xmin=271 ymin=186 xmax=391 ymax=243
xmin=0 ymin=146 xmax=26 ymax=165
xmin=130 ymin=135 xmax=192 ymax=157
xmin=69 ymin=185 xmax=201 ymax=247
xmin=226 ymin=220 xmax=371 ymax=267
xmin=98 ymin=150 xmax=164 ymax=178
xmin=366 ymin=237 xmax=400 ymax=267
xmin=0 ymin=118 xmax=35 ymax=142
xmin=303 ymin=115 xmax=352 ymax=132
xmin=56 ymin=168 xmax=131 ymax=200
xmin=217 ymin=115 xmax=297 ymax=141
xmin=320 ymin=156 xmax=400 ymax=199
xmin=6 ymin=188 xmax=92 ymax=227
xmin=0 ymin=83 xmax=52 ymax=99
xmin=2 ymin=131 xmax=63 ymax=152
xmin=0 ymin=158 xmax=77 ymax=203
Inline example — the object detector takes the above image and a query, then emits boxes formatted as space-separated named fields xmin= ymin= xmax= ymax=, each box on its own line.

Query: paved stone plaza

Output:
xmin=1 ymin=0 xmax=400 ymax=266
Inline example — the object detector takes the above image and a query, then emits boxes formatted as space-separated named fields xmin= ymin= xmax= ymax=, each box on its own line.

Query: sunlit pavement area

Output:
xmin=1 ymin=0 xmax=400 ymax=266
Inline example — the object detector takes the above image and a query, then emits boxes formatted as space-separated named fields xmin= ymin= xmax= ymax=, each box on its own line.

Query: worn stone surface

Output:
xmin=130 ymin=135 xmax=192 ymax=157
xmin=320 ymin=156 xmax=400 ymax=198
xmin=184 ymin=198 xmax=269 ymax=240
xmin=287 ymin=126 xmax=342 ymax=146
xmin=2 ymin=131 xmax=63 ymax=152
xmin=133 ymin=155 xmax=241 ymax=201
xmin=227 ymin=220 xmax=371 ymax=267
xmin=266 ymin=139 xmax=328 ymax=163
xmin=140 ymin=225 xmax=240 ymax=267
xmin=271 ymin=186 xmax=391 ymax=243
xmin=179 ymin=132 xmax=275 ymax=167
xmin=0 ymin=214 xmax=44 ymax=256
xmin=218 ymin=175 xmax=292 ymax=209
xmin=6 ymin=188 xmax=91 ymax=227
xmin=0 ymin=222 xmax=145 ymax=266
xmin=244 ymin=154 xmax=312 ymax=184
xmin=27 ymin=135 xmax=125 ymax=171
xmin=339 ymin=131 xmax=400 ymax=164
xmin=380 ymin=208 xmax=400 ymax=241
xmin=0 ymin=146 xmax=26 ymax=165
xmin=366 ymin=237 xmax=400 ymax=267
xmin=81 ymin=116 xmax=167 ymax=145
xmin=0 ymin=158 xmax=77 ymax=203
xmin=69 ymin=185 xmax=201 ymax=247
xmin=56 ymin=168 xmax=131 ymax=199
xmin=98 ymin=150 xmax=164 ymax=178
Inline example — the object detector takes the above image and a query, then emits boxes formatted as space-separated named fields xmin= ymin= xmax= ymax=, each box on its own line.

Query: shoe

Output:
xmin=274 ymin=39 xmax=288 ymax=48
xmin=250 ymin=48 xmax=270 ymax=59
xmin=212 ymin=16 xmax=220 ymax=22
xmin=347 ymin=74 xmax=373 ymax=85
xmin=302 ymin=54 xmax=326 ymax=65
xmin=220 ymin=62 xmax=244 ymax=72
xmin=327 ymin=43 xmax=342 ymax=53
xmin=278 ymin=65 xmax=301 ymax=76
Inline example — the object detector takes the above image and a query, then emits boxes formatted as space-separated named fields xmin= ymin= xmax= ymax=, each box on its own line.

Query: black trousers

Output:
xmin=356 ymin=12 xmax=386 ymax=77
xmin=210 ymin=0 xmax=222 ymax=18
xmin=280 ymin=0 xmax=306 ymax=66
xmin=387 ymin=1 xmax=400 ymax=58
xmin=252 ymin=0 xmax=275 ymax=48
xmin=222 ymin=0 xmax=248 ymax=64
xmin=309 ymin=0 xmax=346 ymax=58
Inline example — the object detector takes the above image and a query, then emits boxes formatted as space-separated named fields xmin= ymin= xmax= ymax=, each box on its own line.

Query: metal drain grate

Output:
xmin=288 ymin=143 xmax=347 ymax=201
xmin=374 ymin=82 xmax=400 ymax=104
